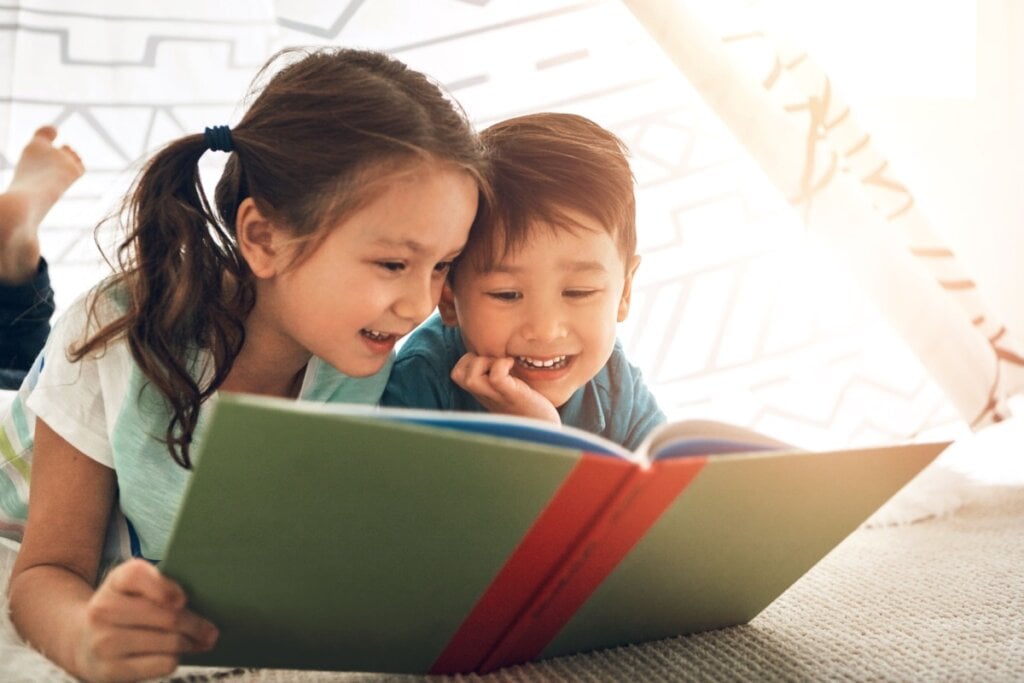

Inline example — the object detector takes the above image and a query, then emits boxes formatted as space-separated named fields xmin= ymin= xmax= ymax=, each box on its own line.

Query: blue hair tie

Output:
xmin=204 ymin=125 xmax=234 ymax=153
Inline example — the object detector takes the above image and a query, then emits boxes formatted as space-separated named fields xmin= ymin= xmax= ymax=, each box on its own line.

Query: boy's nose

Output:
xmin=521 ymin=308 xmax=567 ymax=342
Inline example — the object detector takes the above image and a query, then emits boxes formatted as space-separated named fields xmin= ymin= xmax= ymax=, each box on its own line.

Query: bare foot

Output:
xmin=0 ymin=126 xmax=84 ymax=284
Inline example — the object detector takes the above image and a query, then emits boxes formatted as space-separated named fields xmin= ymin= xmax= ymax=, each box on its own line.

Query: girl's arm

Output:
xmin=7 ymin=418 xmax=218 ymax=683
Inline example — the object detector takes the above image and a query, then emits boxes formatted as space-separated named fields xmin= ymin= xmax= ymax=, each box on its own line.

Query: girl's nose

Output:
xmin=394 ymin=277 xmax=437 ymax=324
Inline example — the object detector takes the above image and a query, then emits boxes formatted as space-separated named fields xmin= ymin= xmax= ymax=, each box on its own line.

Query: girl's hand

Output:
xmin=451 ymin=353 xmax=560 ymax=424
xmin=74 ymin=558 xmax=219 ymax=683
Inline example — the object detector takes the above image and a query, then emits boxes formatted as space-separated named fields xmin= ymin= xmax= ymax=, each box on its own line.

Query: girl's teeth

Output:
xmin=362 ymin=330 xmax=390 ymax=340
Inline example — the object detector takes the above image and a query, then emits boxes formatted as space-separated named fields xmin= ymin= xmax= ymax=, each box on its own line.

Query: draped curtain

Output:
xmin=2 ymin=0 xmax=1018 ymax=448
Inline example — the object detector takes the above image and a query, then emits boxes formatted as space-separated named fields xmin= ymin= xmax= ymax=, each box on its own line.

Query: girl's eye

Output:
xmin=487 ymin=291 xmax=522 ymax=301
xmin=433 ymin=260 xmax=454 ymax=275
xmin=377 ymin=261 xmax=405 ymax=273
xmin=564 ymin=289 xmax=597 ymax=299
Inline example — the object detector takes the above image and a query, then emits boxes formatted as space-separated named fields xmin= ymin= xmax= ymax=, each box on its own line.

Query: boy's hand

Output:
xmin=74 ymin=558 xmax=218 ymax=683
xmin=451 ymin=353 xmax=560 ymax=424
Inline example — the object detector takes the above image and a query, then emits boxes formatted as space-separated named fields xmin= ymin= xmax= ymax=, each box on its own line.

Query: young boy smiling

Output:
xmin=382 ymin=113 xmax=665 ymax=450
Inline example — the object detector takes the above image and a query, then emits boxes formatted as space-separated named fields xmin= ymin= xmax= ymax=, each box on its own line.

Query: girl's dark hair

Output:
xmin=458 ymin=112 xmax=635 ymax=277
xmin=73 ymin=47 xmax=486 ymax=468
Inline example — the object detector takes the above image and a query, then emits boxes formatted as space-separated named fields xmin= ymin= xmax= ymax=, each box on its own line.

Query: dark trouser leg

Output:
xmin=0 ymin=258 xmax=55 ymax=390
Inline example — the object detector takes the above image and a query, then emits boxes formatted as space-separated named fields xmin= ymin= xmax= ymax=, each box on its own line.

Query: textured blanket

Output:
xmin=3 ymin=419 xmax=1022 ymax=682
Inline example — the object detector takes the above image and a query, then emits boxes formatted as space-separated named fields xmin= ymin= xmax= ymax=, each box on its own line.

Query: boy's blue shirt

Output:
xmin=382 ymin=314 xmax=666 ymax=451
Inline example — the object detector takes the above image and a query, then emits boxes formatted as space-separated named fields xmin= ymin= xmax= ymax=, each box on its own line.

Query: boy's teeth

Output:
xmin=517 ymin=355 xmax=568 ymax=369
xmin=362 ymin=329 xmax=390 ymax=340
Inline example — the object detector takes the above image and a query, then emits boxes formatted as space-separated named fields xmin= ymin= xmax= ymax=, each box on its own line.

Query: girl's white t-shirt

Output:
xmin=1 ymin=289 xmax=391 ymax=562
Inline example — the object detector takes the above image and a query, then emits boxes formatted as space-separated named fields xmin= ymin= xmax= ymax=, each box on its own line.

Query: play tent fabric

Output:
xmin=1 ymin=1 xmax=1020 ymax=442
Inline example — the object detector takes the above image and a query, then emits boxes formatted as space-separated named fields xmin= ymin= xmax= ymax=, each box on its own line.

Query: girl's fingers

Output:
xmin=105 ymin=559 xmax=186 ymax=609
xmin=90 ymin=627 xmax=200 ymax=660
xmin=90 ymin=654 xmax=180 ymax=683
xmin=88 ymin=591 xmax=218 ymax=644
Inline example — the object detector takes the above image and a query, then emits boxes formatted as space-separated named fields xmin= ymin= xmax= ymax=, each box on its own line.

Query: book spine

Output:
xmin=479 ymin=456 xmax=707 ymax=672
xmin=429 ymin=453 xmax=635 ymax=675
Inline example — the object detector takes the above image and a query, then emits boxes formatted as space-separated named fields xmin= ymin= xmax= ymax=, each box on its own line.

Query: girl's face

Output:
xmin=256 ymin=161 xmax=479 ymax=378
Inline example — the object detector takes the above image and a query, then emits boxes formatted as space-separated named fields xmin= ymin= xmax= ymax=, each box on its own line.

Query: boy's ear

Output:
xmin=236 ymin=197 xmax=285 ymax=279
xmin=617 ymin=255 xmax=642 ymax=323
xmin=438 ymin=282 xmax=460 ymax=326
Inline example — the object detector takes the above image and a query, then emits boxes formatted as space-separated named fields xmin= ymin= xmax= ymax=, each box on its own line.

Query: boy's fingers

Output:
xmin=487 ymin=357 xmax=515 ymax=378
xmin=106 ymin=559 xmax=186 ymax=609
xmin=487 ymin=361 xmax=522 ymax=395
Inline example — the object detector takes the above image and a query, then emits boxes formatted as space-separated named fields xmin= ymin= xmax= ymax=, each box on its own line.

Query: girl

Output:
xmin=4 ymin=48 xmax=484 ymax=682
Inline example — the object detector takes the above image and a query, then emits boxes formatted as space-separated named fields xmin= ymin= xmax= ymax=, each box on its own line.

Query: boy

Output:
xmin=0 ymin=126 xmax=84 ymax=389
xmin=383 ymin=113 xmax=665 ymax=450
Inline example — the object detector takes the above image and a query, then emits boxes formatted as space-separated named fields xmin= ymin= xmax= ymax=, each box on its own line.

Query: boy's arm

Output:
xmin=449 ymin=353 xmax=560 ymax=424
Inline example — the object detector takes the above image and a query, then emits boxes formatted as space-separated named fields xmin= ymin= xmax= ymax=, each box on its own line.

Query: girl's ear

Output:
xmin=236 ymin=197 xmax=285 ymax=279
xmin=438 ymin=281 xmax=460 ymax=326
xmin=617 ymin=255 xmax=641 ymax=323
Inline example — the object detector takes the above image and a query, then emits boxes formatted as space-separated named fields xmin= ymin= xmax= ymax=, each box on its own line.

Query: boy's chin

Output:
xmin=533 ymin=385 xmax=580 ymax=411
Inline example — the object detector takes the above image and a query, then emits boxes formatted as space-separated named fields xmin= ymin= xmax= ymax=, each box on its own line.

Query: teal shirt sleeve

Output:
xmin=382 ymin=314 xmax=461 ymax=409
xmin=382 ymin=349 xmax=451 ymax=408
xmin=619 ymin=361 xmax=667 ymax=451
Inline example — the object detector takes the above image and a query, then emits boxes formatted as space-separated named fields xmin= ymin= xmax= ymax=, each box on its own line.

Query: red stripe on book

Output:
xmin=480 ymin=456 xmax=708 ymax=672
xmin=429 ymin=453 xmax=634 ymax=675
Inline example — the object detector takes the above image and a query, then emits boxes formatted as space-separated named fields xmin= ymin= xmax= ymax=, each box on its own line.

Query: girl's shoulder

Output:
xmin=47 ymin=280 xmax=130 ymax=356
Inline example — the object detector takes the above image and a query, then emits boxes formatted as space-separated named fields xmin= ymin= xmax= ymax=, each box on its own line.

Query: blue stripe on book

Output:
xmin=392 ymin=415 xmax=622 ymax=456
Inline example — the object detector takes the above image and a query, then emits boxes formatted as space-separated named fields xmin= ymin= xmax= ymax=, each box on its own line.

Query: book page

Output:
xmin=231 ymin=396 xmax=640 ymax=462
xmin=643 ymin=419 xmax=795 ymax=461
xmin=382 ymin=410 xmax=638 ymax=462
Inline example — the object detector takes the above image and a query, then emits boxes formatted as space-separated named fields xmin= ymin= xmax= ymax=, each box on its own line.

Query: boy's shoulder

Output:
xmin=395 ymin=314 xmax=466 ymax=367
xmin=594 ymin=339 xmax=639 ymax=391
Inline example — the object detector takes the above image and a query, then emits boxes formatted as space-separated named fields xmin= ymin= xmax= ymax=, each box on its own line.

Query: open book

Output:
xmin=160 ymin=394 xmax=947 ymax=674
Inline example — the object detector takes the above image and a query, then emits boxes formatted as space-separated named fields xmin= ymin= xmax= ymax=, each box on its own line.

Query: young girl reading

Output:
xmin=3 ymin=48 xmax=484 ymax=682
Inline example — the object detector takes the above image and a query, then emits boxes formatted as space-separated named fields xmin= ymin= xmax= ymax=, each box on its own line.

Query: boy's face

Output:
xmin=442 ymin=210 xmax=640 ymax=408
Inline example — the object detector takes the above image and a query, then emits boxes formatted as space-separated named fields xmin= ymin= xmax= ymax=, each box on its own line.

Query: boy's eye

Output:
xmin=564 ymin=289 xmax=597 ymax=299
xmin=377 ymin=261 xmax=405 ymax=273
xmin=433 ymin=260 xmax=454 ymax=275
xmin=487 ymin=291 xmax=522 ymax=301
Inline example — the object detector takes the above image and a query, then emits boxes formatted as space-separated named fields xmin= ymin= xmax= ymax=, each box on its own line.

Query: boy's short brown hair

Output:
xmin=458 ymin=112 xmax=636 ymax=275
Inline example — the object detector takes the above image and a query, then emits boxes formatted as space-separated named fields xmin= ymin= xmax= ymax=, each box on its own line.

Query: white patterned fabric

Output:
xmin=2 ymin=1 xmax=1020 ymax=451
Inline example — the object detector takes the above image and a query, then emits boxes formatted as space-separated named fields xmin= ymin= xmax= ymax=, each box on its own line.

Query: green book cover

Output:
xmin=159 ymin=394 xmax=946 ymax=674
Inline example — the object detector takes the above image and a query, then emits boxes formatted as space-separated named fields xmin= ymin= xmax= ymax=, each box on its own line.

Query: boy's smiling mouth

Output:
xmin=515 ymin=355 xmax=571 ymax=370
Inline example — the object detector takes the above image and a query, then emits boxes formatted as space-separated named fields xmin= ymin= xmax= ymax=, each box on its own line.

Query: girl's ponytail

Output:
xmin=75 ymin=135 xmax=254 ymax=468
